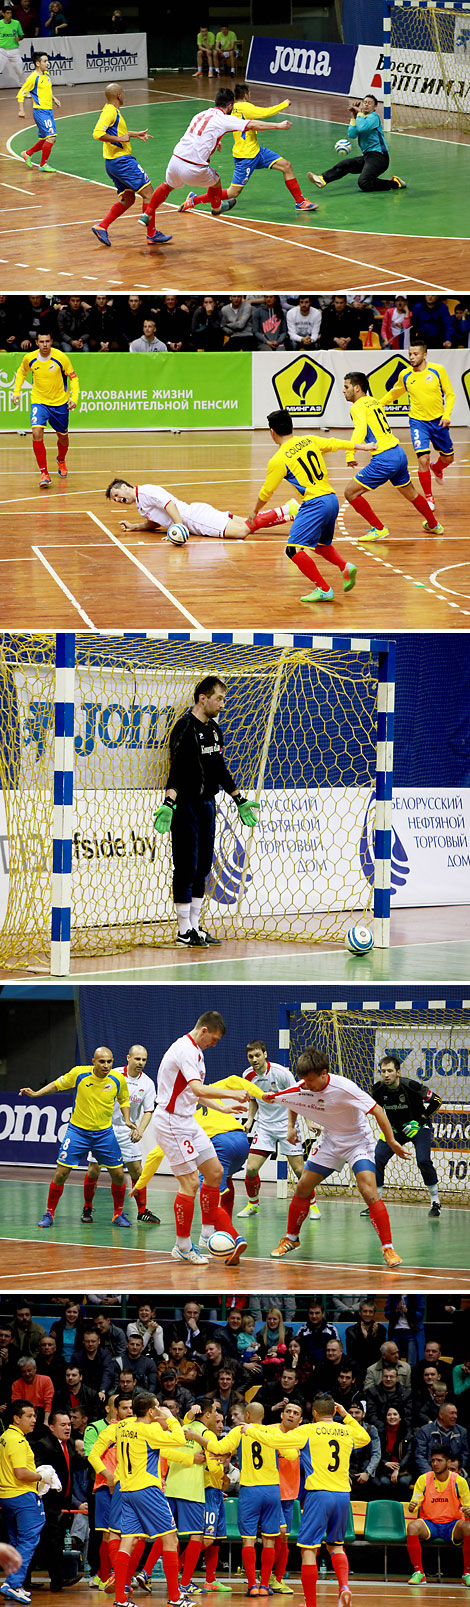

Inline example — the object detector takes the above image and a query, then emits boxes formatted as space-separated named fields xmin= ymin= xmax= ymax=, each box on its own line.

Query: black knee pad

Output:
xmin=286 ymin=544 xmax=296 ymax=559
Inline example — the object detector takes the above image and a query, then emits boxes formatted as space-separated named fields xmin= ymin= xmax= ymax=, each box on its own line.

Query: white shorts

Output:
xmin=114 ymin=1130 xmax=143 ymax=1164
xmin=250 ymin=1122 xmax=303 ymax=1159
xmin=185 ymin=501 xmax=231 ymax=539
xmin=166 ymin=156 xmax=220 ymax=190
xmin=306 ymin=1128 xmax=376 ymax=1179
xmin=153 ymin=1110 xmax=217 ymax=1176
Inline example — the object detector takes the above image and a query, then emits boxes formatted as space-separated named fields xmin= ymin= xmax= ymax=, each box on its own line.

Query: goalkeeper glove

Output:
xmin=154 ymin=798 xmax=176 ymax=834
xmin=234 ymin=795 xmax=259 ymax=828
xmin=403 ymin=1120 xmax=420 ymax=1139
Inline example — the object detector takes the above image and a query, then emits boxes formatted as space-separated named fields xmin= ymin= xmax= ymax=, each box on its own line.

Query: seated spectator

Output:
xmin=0 ymin=294 xmax=19 ymax=351
xmin=406 ymin=1445 xmax=470 ymax=1585
xmin=214 ymin=24 xmax=238 ymax=75
xmin=153 ymin=296 xmax=190 ymax=351
xmin=348 ymin=1401 xmax=381 ymax=1499
xmin=411 ymin=294 xmax=452 ymax=347
xmin=377 ymin=1405 xmax=413 ymax=1498
xmin=117 ymin=1334 xmax=158 ymax=1392
xmin=414 ymin=1365 xmax=448 ymax=1426
xmin=297 ymin=1300 xmax=339 ymax=1368
xmin=334 ymin=1361 xmax=364 ymax=1415
xmin=169 ymin=1300 xmax=207 ymax=1356
xmin=13 ymin=0 xmax=39 ymax=35
xmin=113 ymin=1367 xmax=136 ymax=1402
xmin=35 ymin=1333 xmax=67 ymax=1395
xmin=213 ymin=1361 xmax=239 ymax=1420
xmin=453 ymin=1355 xmax=470 ymax=1425
xmin=220 ymin=295 xmax=253 ymax=349
xmin=195 ymin=25 xmax=215 ymax=77
xmin=157 ymin=1366 xmax=194 ymax=1418
xmin=199 ymin=1337 xmax=225 ymax=1395
xmin=0 ymin=1324 xmax=20 ymax=1414
xmin=11 ymin=1302 xmax=46 ymax=1356
xmin=45 ymin=0 xmax=68 ymax=32
xmin=286 ymin=297 xmax=321 ymax=349
xmin=237 ymin=1313 xmax=259 ymax=1362
xmin=319 ymin=295 xmax=361 ymax=350
xmin=412 ymin=1340 xmax=453 ymax=1395
xmin=56 ymin=296 xmax=91 ymax=353
xmin=415 ymin=1402 xmax=469 ymax=1474
xmin=51 ymin=1301 xmax=85 ymax=1363
xmin=317 ymin=1338 xmax=360 ymax=1399
xmin=88 ymin=296 xmax=122 ymax=352
xmin=119 ymin=294 xmax=149 ymax=349
xmin=263 ymin=1365 xmax=306 ymax=1422
xmin=364 ymin=1340 xmax=412 ymax=1393
xmin=126 ymin=1302 xmax=164 ymax=1357
xmin=129 ymin=316 xmax=167 ymax=354
xmin=72 ymin=1327 xmax=117 ymax=1399
xmin=365 ymin=1362 xmax=412 ymax=1434
xmin=11 ymin=1356 xmax=54 ymax=1433
xmin=381 ymin=295 xmax=412 ymax=348
xmin=449 ymin=301 xmax=470 ymax=347
xmin=345 ymin=1300 xmax=387 ymax=1381
xmin=191 ymin=296 xmax=224 ymax=351
xmin=93 ymin=1310 xmax=127 ymax=1362
xmin=257 ymin=1306 xmax=292 ymax=1361
xmin=252 ymin=295 xmax=286 ymax=350
xmin=166 ymin=1337 xmax=201 ymax=1386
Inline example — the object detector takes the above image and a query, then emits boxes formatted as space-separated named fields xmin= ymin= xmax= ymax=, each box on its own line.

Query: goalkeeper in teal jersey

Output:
xmin=360 ymin=1052 xmax=442 ymax=1221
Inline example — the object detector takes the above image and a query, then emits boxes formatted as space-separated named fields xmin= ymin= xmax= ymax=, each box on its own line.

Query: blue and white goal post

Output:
xmin=383 ymin=0 xmax=470 ymax=134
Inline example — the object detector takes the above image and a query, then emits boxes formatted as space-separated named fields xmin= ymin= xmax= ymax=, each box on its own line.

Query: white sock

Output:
xmin=200 ymin=1226 xmax=213 ymax=1240
xmin=190 ymin=896 xmax=203 ymax=932
xmin=175 ymin=902 xmax=191 ymax=935
xmin=176 ymin=1234 xmax=192 ymax=1250
xmin=429 ymin=1185 xmax=440 ymax=1202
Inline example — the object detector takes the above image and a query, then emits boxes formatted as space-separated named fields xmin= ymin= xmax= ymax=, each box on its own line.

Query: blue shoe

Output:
xmin=112 ymin=1212 xmax=132 ymax=1227
xmin=92 ymin=226 xmax=111 ymax=246
xmin=295 ymin=199 xmax=318 ymax=211
xmin=1 ymin=1589 xmax=32 ymax=1603
xmin=179 ymin=191 xmax=197 ymax=212
xmin=38 ymin=1210 xmax=53 ymax=1227
xmin=224 ymin=1234 xmax=248 ymax=1266
xmin=147 ymin=229 xmax=173 ymax=244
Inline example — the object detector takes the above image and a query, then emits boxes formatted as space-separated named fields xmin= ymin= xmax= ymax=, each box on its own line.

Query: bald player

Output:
xmin=216 ymin=1400 xmax=299 ymax=1597
xmin=83 ymin=1043 xmax=159 ymax=1227
xmin=19 ymin=1047 xmax=137 ymax=1228
xmin=91 ymin=83 xmax=172 ymax=247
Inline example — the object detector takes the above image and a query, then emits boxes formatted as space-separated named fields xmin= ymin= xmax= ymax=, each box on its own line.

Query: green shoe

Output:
xmin=462 ymin=1575 xmax=470 ymax=1587
xmin=357 ymin=526 xmax=389 ymax=542
xmin=22 ymin=152 xmax=33 ymax=168
xmin=237 ymin=1201 xmax=259 ymax=1217
xmin=39 ymin=163 xmax=56 ymax=172
xmin=301 ymin=586 xmax=334 ymax=602
xmin=423 ymin=520 xmax=444 ymax=534
xmin=212 ymin=1584 xmax=232 ymax=1593
xmin=269 ymin=1576 xmax=293 ymax=1594
xmin=408 ymin=1571 xmax=426 ymax=1585
xmin=309 ymin=1201 xmax=321 ymax=1219
xmin=343 ymin=561 xmax=357 ymax=592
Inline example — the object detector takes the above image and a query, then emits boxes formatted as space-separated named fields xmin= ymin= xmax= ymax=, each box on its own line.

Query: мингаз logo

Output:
xmin=272 ymin=355 xmax=334 ymax=417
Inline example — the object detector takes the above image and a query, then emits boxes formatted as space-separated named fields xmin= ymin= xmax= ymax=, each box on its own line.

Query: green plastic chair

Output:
xmin=364 ymin=1499 xmax=407 ymax=1580
xmin=287 ymin=1499 xmax=301 ymax=1539
xmin=224 ymin=1497 xmax=241 ymax=1573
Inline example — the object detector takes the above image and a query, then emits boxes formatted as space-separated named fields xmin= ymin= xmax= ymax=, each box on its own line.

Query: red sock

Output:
xmin=99 ymin=1539 xmax=110 ymax=1582
xmin=351 ymin=493 xmax=384 ymax=529
xmin=330 ymin=1550 xmax=349 ymax=1591
xmin=46 ymin=1180 xmax=64 ymax=1216
xmin=407 ymin=1534 xmax=423 ymax=1571
xmin=289 ymin=547 xmax=330 ymax=592
xmin=114 ymin=1548 xmax=130 ymax=1603
xmin=222 ymin=1177 xmax=235 ymax=1217
xmin=57 ymin=432 xmax=69 ymax=463
xmin=127 ymin=1539 xmax=146 ymax=1586
xmin=174 ymin=1191 xmax=194 ymax=1242
xmin=162 ymin=1550 xmax=179 ymax=1602
xmin=201 ymin=1184 xmax=234 ymax=1239
xmin=189 ymin=187 xmax=228 ymax=206
xmin=369 ymin=1197 xmax=393 ymax=1248
xmin=145 ymin=1538 xmax=163 ymax=1575
xmin=107 ymin=1536 xmax=121 ymax=1573
xmin=40 ymin=138 xmax=54 ymax=166
xmin=432 ymin=453 xmax=450 ymax=477
xmin=84 ymin=1175 xmax=98 ymax=1208
xmin=134 ymin=1186 xmax=147 ymax=1213
xmin=147 ymin=181 xmax=172 ymax=225
xmin=111 ymin=1180 xmax=126 ymax=1219
xmin=205 ymin=1544 xmax=219 ymax=1586
xmin=180 ymin=1538 xmax=202 ymax=1588
xmin=287 ymin=1195 xmax=310 ymax=1238
xmin=412 ymin=492 xmax=438 ymax=528
xmin=418 ymin=463 xmax=432 ymax=497
xmin=301 ymin=1561 xmax=318 ymax=1607
xmin=260 ymin=1547 xmax=274 ymax=1589
xmin=245 ymin=1175 xmax=260 ymax=1201
xmin=33 ymin=438 xmax=47 ymax=472
xmin=274 ymin=1539 xmax=289 ymax=1581
xmin=242 ymin=1545 xmax=257 ymax=1591
xmin=250 ymin=507 xmax=286 ymax=530
xmin=463 ymin=1534 xmax=470 ymax=1574
xmin=285 ymin=174 xmax=304 ymax=204
xmin=100 ymin=199 xmax=128 ymax=230
xmin=26 ymin=139 xmax=44 ymax=156
xmin=316 ymin=542 xmax=346 ymax=573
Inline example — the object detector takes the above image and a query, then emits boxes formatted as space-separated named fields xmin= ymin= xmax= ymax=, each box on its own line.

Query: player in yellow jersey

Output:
xmin=91 ymin=83 xmax=172 ymax=249
xmin=216 ymin=1402 xmax=299 ymax=1597
xmin=379 ymin=342 xmax=455 ymax=508
xmin=0 ymin=1401 xmax=46 ymax=1601
xmin=180 ymin=82 xmax=316 ymax=215
xmin=250 ymin=408 xmax=357 ymax=604
xmin=280 ymin=1393 xmax=371 ymax=1607
xmin=17 ymin=52 xmax=60 ymax=171
xmin=12 ymin=330 xmax=79 ymax=488
xmin=19 ymin=1045 xmax=138 ymax=1230
xmin=113 ymin=1393 xmax=200 ymax=1607
xmin=407 ymin=1445 xmax=470 ymax=1586
xmin=88 ymin=1394 xmax=134 ymax=1591
xmin=342 ymin=372 xmax=443 ymax=541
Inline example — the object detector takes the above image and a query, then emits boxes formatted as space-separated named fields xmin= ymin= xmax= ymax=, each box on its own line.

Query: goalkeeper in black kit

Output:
xmin=154 ymin=673 xmax=258 ymax=948
xmin=361 ymin=1052 xmax=442 ymax=1221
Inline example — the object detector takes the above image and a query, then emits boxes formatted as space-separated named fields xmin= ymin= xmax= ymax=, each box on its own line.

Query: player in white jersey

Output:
xmin=106 ymin=479 xmax=294 ymax=540
xmin=237 ymin=1039 xmax=321 ymax=1224
xmin=268 ymin=1047 xmax=407 ymax=1269
xmin=151 ymin=1011 xmax=249 ymax=1266
xmin=82 ymin=1044 xmax=159 ymax=1227
xmin=141 ymin=87 xmax=292 ymax=242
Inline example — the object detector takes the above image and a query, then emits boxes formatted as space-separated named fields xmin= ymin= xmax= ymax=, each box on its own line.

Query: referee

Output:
xmin=309 ymin=93 xmax=406 ymax=193
xmin=361 ymin=1053 xmax=442 ymax=1220
xmin=154 ymin=674 xmax=258 ymax=947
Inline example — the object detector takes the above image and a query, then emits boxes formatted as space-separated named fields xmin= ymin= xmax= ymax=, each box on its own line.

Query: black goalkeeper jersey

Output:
xmin=371 ymin=1076 xmax=441 ymax=1141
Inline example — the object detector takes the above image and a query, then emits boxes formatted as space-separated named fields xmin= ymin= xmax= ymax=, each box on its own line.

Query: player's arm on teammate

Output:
xmin=187 ymin=1078 xmax=248 ymax=1109
xmin=88 ymin=1426 xmax=116 ymax=1488
xmin=332 ymin=1403 xmax=370 ymax=1444
xmin=243 ymin=1422 xmax=300 ymax=1461
xmin=11 ymin=353 xmax=32 ymax=408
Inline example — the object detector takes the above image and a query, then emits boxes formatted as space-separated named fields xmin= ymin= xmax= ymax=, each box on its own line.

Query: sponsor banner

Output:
xmin=246 ymin=35 xmax=356 ymax=96
xmin=350 ymin=43 xmax=470 ymax=114
xmin=0 ymin=1095 xmax=72 ymax=1167
xmin=384 ymin=789 xmax=470 ymax=908
xmin=252 ymin=350 xmax=470 ymax=429
xmin=0 ymin=354 xmax=252 ymax=432
xmin=18 ymin=34 xmax=148 ymax=86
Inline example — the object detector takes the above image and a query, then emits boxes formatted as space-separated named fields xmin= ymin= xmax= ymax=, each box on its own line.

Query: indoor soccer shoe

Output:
xmin=134 ymin=1574 xmax=152 ymax=1592
xmin=423 ymin=520 xmax=443 ymax=534
xmin=224 ymin=1233 xmax=248 ymax=1265
xmin=0 ymin=1590 xmax=31 ymax=1604
xmin=286 ymin=499 xmax=300 ymax=520
xmin=38 ymin=1210 xmax=54 ymax=1226
xmin=462 ymin=1574 xmax=470 ymax=1586
xmin=190 ymin=928 xmax=221 ymax=946
xmin=309 ymin=1200 xmax=321 ymax=1219
xmin=147 ymin=228 xmax=173 ymax=244
xmin=407 ymin=1572 xmax=426 ymax=1585
xmin=428 ymin=1201 xmax=441 ymax=1217
xmin=295 ymin=199 xmax=318 ymax=211
xmin=338 ymin=1591 xmax=352 ymax=1607
xmin=214 ymin=198 xmax=237 ymax=213
xmin=391 ymin=175 xmax=407 ymax=187
xmin=356 ymin=526 xmax=388 ymax=542
xmin=307 ymin=171 xmax=326 ymax=187
xmin=300 ymin=586 xmax=334 ymax=602
xmin=179 ymin=191 xmax=197 ymax=211
xmin=268 ymin=1578 xmax=293 ymax=1595
xmin=22 ymin=153 xmax=33 ymax=167
xmin=137 ymin=1208 xmax=161 ymax=1223
xmin=237 ymin=1201 xmax=259 ymax=1217
xmin=39 ymin=471 xmax=51 ymax=488
xmin=383 ymin=1245 xmax=402 ymax=1268
xmin=92 ymin=226 xmax=112 ymax=245
xmin=270 ymin=1235 xmax=301 ymax=1257
xmin=112 ymin=1212 xmax=131 ymax=1226
xmin=202 ymin=1585 xmax=231 ymax=1594
xmin=81 ymin=1205 xmax=93 ymax=1222
xmin=171 ymin=1242 xmax=209 ymax=1264
xmin=57 ymin=458 xmax=68 ymax=478
xmin=343 ymin=562 xmax=357 ymax=592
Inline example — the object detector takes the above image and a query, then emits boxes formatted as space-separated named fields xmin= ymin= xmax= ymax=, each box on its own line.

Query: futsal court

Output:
xmin=1 ymin=427 xmax=469 ymax=631
xmin=0 ymin=79 xmax=469 ymax=290
xmin=2 ymin=1584 xmax=458 ymax=1607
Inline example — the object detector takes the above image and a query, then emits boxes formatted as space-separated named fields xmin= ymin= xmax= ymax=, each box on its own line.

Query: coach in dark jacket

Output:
xmin=34 ymin=1411 xmax=79 ymax=1590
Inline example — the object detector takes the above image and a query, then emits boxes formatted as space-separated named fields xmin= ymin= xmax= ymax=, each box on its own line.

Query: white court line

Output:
xmin=31 ymin=545 xmax=97 ymax=629
xmin=0 ymin=1235 xmax=464 ymax=1284
xmin=87 ymin=510 xmax=204 ymax=628
xmin=72 ymin=930 xmax=470 ymax=980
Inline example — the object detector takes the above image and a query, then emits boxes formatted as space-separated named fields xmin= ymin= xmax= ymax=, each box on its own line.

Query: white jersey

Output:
xmin=174 ymin=107 xmax=249 ymax=166
xmin=112 ymin=1066 xmax=155 ymax=1138
xmin=136 ymin=484 xmax=229 ymax=539
xmin=155 ymin=1032 xmax=206 ymax=1121
xmin=270 ymin=1072 xmax=376 ymax=1146
xmin=244 ymin=1060 xmax=293 ymax=1137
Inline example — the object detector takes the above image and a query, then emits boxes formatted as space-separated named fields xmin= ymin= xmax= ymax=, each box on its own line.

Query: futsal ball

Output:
xmin=208 ymin=1230 xmax=236 ymax=1258
xmin=335 ymin=138 xmax=351 ymax=154
xmin=345 ymin=924 xmax=374 ymax=955
xmin=167 ymin=522 xmax=189 ymax=545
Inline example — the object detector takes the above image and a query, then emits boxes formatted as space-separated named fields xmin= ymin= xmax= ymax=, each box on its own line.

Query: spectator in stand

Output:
xmin=411 ymin=294 xmax=452 ymax=347
xmin=286 ymin=297 xmax=321 ymax=349
xmin=414 ymin=1368 xmax=449 ymax=1426
xmin=213 ymin=1362 xmax=239 ymax=1421
xmin=117 ymin=1333 xmax=157 ymax=1392
xmin=317 ymin=1338 xmax=359 ymax=1399
xmin=415 ymin=1402 xmax=469 ymax=1474
xmin=199 ymin=1338 xmax=225 ymax=1396
xmin=129 ymin=316 xmax=167 ymax=354
xmin=54 ymin=1362 xmax=101 ymax=1422
xmin=11 ymin=1356 xmax=54 ymax=1433
xmin=214 ymin=24 xmax=238 ymax=76
xmin=110 ymin=9 xmax=123 ymax=31
xmin=0 ymin=295 xmax=19 ymax=351
xmin=72 ymin=1328 xmax=117 ymax=1400
xmin=119 ymin=294 xmax=148 ymax=349
xmin=11 ymin=1304 xmax=45 ymax=1357
xmin=166 ymin=1337 xmax=201 ymax=1386
xmin=252 ymin=295 xmax=286 ymax=350
xmin=0 ymin=1326 xmax=20 ymax=1415
xmin=191 ymin=296 xmax=224 ymax=351
xmin=453 ymin=1356 xmax=470 ymax=1425
xmin=256 ymin=1307 xmax=292 ymax=1361
xmin=51 ymin=1301 xmax=85 ymax=1364
xmin=348 ymin=1402 xmax=381 ymax=1499
xmin=334 ymin=1361 xmax=364 ymax=1415
xmin=57 ymin=296 xmax=91 ymax=353
xmin=220 ymin=295 xmax=253 ymax=349
xmin=449 ymin=301 xmax=470 ymax=347
xmin=380 ymin=295 xmax=412 ymax=348
xmin=364 ymin=1340 xmax=412 ymax=1393
xmin=153 ymin=296 xmax=190 ymax=352
xmin=345 ymin=1300 xmax=387 ymax=1381
xmin=126 ymin=1302 xmax=164 ymax=1358
xmin=44 ymin=0 xmax=68 ymax=33
xmin=412 ymin=1340 xmax=454 ymax=1395
xmin=88 ymin=296 xmax=122 ymax=352
xmin=218 ymin=1308 xmax=245 ymax=1361
xmin=249 ymin=1296 xmax=296 ymax=1324
xmin=365 ymin=1362 xmax=412 ymax=1435
xmin=376 ymin=1405 xmax=413 ymax=1499
xmin=319 ymin=294 xmax=361 ymax=350
xmin=385 ymin=1295 xmax=426 ymax=1365
xmin=112 ymin=1368 xmax=135 ymax=1402
xmin=157 ymin=1367 xmax=194 ymax=1419
xmin=170 ymin=1301 xmax=206 ymax=1357
xmin=194 ymin=26 xmax=215 ymax=77
xmin=262 ymin=1364 xmax=306 ymax=1423
xmin=13 ymin=0 xmax=39 ymax=35
xmin=35 ymin=1333 xmax=67 ymax=1395
xmin=296 ymin=1300 xmax=339 ymax=1369
xmin=93 ymin=1310 xmax=127 ymax=1363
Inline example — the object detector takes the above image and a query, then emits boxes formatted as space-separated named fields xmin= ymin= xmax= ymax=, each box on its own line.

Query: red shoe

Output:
xmin=57 ymin=458 xmax=68 ymax=478
xmin=39 ymin=470 xmax=51 ymax=488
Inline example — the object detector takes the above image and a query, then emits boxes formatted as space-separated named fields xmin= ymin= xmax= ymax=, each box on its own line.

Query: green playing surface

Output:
xmin=8 ymin=99 xmax=470 ymax=239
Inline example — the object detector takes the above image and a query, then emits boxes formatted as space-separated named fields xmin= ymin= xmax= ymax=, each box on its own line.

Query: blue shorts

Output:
xmin=121 ymin=1486 xmax=176 ymax=1539
xmin=94 ymin=1486 xmax=112 ymax=1531
xmin=0 ymin=1492 xmax=45 ymax=1585
xmin=354 ymin=444 xmax=411 ymax=490
xmin=421 ymin=1517 xmax=460 ymax=1542
xmin=33 ymin=108 xmax=57 ymax=140
xmin=203 ymin=1489 xmax=227 ymax=1539
xmin=30 ymin=401 xmax=69 ymax=432
xmin=298 ymin=1490 xmax=351 ymax=1547
xmin=409 ymin=417 xmax=453 ymax=457
xmin=109 ymin=1480 xmax=122 ymax=1533
xmin=238 ymin=1484 xmax=283 ymax=1539
xmin=167 ymin=1496 xmax=205 ymax=1535
xmin=288 ymin=493 xmax=339 ymax=549
xmin=281 ymin=1499 xmax=295 ymax=1533
xmin=57 ymin=1121 xmax=123 ymax=1168
xmin=232 ymin=146 xmax=280 ymax=186
xmin=105 ymin=155 xmax=149 ymax=196
xmin=199 ymin=1129 xmax=250 ymax=1194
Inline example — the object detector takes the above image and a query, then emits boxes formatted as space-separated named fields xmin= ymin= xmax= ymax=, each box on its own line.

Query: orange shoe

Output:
xmin=39 ymin=470 xmax=51 ymax=488
xmin=270 ymin=1236 xmax=300 ymax=1258
xmin=383 ymin=1245 xmax=402 ymax=1269
xmin=57 ymin=458 xmax=68 ymax=478
xmin=104 ymin=1577 xmax=116 ymax=1594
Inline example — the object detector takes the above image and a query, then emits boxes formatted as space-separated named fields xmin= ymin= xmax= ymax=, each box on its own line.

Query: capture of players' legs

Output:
xmin=354 ymin=1166 xmax=402 ymax=1268
xmin=31 ymin=424 xmax=51 ymax=489
xmin=271 ymin=1165 xmax=317 ymax=1257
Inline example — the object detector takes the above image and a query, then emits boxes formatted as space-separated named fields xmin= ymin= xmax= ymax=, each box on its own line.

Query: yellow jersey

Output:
xmin=18 ymin=71 xmax=54 ymax=111
xmin=201 ymin=1424 xmax=226 ymax=1491
xmin=383 ymin=362 xmax=455 ymax=422
xmin=0 ymin=1425 xmax=38 ymax=1499
xmin=348 ymin=396 xmax=399 ymax=459
xmin=116 ymin=1414 xmax=190 ymax=1492
xmin=54 ymin=1065 xmax=129 ymax=1131
xmin=217 ymin=1422 xmax=298 ymax=1487
xmin=258 ymin=433 xmax=346 ymax=505
xmin=282 ymin=1413 xmax=370 ymax=1494
xmin=13 ymin=348 xmax=79 ymax=409
xmin=196 ymin=1074 xmax=263 ymax=1139
xmin=411 ymin=1469 xmax=470 ymax=1518
xmin=231 ymin=99 xmax=289 ymax=160
xmin=165 ymin=1415 xmax=206 ymax=1502
xmin=93 ymin=103 xmax=132 ymax=162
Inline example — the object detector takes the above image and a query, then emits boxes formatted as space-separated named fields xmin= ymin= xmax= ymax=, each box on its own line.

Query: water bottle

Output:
xmin=64 ymin=1531 xmax=72 ymax=1554
xmin=319 ymin=1558 xmax=328 ymax=1577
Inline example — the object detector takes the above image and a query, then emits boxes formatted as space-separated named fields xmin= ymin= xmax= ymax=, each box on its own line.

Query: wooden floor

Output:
xmin=1 ymin=429 xmax=468 ymax=629
xmin=23 ymin=1584 xmax=464 ymax=1603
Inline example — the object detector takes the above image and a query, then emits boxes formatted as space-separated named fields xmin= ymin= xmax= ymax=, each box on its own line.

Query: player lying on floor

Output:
xmin=105 ymin=478 xmax=298 ymax=539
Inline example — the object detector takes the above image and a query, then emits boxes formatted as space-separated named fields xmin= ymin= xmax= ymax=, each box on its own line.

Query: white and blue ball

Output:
xmin=345 ymin=923 xmax=374 ymax=955
xmin=167 ymin=522 xmax=189 ymax=545
xmin=335 ymin=138 xmax=352 ymax=155
xmin=208 ymin=1230 xmax=236 ymax=1258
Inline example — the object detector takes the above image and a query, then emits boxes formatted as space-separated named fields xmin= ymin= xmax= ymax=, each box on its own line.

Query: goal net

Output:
xmin=281 ymin=1003 xmax=470 ymax=1204
xmin=0 ymin=631 xmax=394 ymax=972
xmin=384 ymin=0 xmax=470 ymax=130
